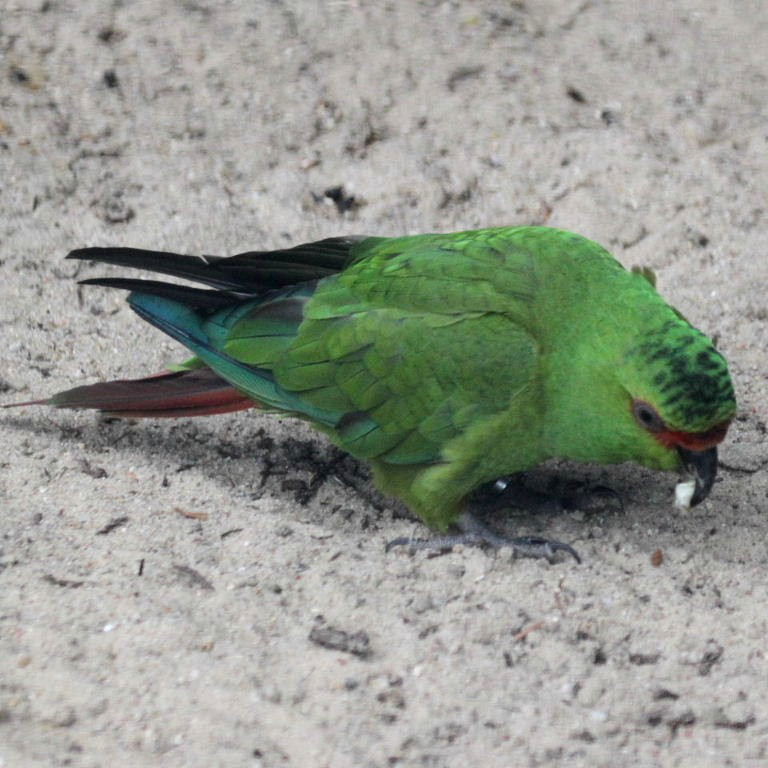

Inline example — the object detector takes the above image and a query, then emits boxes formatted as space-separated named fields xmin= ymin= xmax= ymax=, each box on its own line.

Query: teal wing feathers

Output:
xmin=128 ymin=291 xmax=340 ymax=426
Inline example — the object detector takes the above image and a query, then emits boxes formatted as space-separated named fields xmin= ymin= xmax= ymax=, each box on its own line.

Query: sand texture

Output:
xmin=1 ymin=1 xmax=767 ymax=766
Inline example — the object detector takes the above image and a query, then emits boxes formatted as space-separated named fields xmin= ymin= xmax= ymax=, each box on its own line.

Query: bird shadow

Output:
xmin=2 ymin=409 xmax=399 ymax=532
xmin=3 ymin=410 xmax=749 ymax=561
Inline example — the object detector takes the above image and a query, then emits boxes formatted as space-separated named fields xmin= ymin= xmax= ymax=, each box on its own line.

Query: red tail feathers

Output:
xmin=4 ymin=368 xmax=257 ymax=418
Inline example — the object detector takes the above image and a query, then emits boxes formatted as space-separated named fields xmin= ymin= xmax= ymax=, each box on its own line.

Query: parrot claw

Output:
xmin=385 ymin=512 xmax=581 ymax=564
xmin=385 ymin=535 xmax=458 ymax=555
xmin=506 ymin=535 xmax=581 ymax=564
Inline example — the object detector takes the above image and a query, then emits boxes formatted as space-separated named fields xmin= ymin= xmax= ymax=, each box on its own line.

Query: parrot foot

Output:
xmin=385 ymin=512 xmax=581 ymax=564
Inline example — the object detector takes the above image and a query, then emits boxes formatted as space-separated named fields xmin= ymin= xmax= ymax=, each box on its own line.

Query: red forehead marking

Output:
xmin=655 ymin=421 xmax=731 ymax=451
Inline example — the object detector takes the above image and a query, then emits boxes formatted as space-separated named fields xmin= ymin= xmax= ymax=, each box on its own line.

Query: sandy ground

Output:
xmin=1 ymin=1 xmax=767 ymax=766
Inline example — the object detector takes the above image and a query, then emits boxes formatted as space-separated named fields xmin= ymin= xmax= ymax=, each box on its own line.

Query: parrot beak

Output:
xmin=677 ymin=446 xmax=718 ymax=506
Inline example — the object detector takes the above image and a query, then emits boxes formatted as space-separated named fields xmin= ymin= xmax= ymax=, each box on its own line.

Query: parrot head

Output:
xmin=622 ymin=319 xmax=736 ymax=505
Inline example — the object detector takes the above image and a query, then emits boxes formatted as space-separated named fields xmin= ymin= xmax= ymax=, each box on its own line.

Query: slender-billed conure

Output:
xmin=6 ymin=227 xmax=736 ymax=562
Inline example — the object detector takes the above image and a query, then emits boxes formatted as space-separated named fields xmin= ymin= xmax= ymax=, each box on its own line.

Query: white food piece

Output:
xmin=674 ymin=479 xmax=696 ymax=509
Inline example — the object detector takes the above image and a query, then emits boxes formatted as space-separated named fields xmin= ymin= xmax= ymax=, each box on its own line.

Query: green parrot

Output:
xmin=7 ymin=227 xmax=736 ymax=561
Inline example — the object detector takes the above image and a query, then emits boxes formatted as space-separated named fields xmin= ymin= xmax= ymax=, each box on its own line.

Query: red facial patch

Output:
xmin=655 ymin=420 xmax=731 ymax=451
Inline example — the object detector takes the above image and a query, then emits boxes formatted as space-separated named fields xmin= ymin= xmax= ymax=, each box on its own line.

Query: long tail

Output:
xmin=6 ymin=236 xmax=368 ymax=419
xmin=4 ymin=368 xmax=257 ymax=418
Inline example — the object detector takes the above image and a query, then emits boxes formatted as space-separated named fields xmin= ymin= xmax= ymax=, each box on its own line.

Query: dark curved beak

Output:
xmin=678 ymin=446 xmax=718 ymax=506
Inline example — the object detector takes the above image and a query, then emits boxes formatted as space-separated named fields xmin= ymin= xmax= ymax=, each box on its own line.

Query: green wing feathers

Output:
xmin=307 ymin=228 xmax=542 ymax=321
xmin=278 ymin=308 xmax=538 ymax=465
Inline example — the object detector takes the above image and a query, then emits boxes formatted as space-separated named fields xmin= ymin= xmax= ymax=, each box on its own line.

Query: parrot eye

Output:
xmin=633 ymin=400 xmax=665 ymax=432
